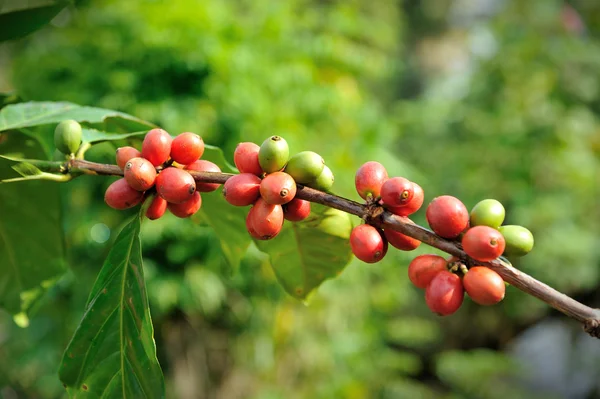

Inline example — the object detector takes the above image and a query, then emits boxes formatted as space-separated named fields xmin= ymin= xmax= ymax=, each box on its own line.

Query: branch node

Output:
xmin=583 ymin=318 xmax=600 ymax=338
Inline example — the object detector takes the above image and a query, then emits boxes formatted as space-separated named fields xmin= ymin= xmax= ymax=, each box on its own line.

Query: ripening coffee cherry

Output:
xmin=170 ymin=132 xmax=204 ymax=165
xmin=259 ymin=171 xmax=297 ymax=205
xmin=463 ymin=266 xmax=505 ymax=306
xmin=311 ymin=165 xmax=334 ymax=192
xmin=116 ymin=146 xmax=142 ymax=170
xmin=248 ymin=198 xmax=284 ymax=240
xmin=350 ymin=224 xmax=388 ymax=263
xmin=54 ymin=120 xmax=82 ymax=155
xmin=155 ymin=167 xmax=196 ymax=204
xmin=426 ymin=195 xmax=469 ymax=239
xmin=470 ymin=199 xmax=505 ymax=229
xmin=355 ymin=161 xmax=388 ymax=200
xmin=245 ymin=208 xmax=262 ymax=239
xmin=258 ymin=135 xmax=289 ymax=173
xmin=498 ymin=225 xmax=534 ymax=257
xmin=104 ymin=178 xmax=144 ymax=210
xmin=283 ymin=198 xmax=311 ymax=222
xmin=387 ymin=182 xmax=424 ymax=217
xmin=462 ymin=226 xmax=506 ymax=262
xmin=234 ymin=142 xmax=263 ymax=176
xmin=142 ymin=128 xmax=173 ymax=166
xmin=425 ymin=270 xmax=464 ymax=316
xmin=124 ymin=157 xmax=157 ymax=191
xmin=168 ymin=191 xmax=202 ymax=218
xmin=381 ymin=177 xmax=414 ymax=207
xmin=185 ymin=160 xmax=222 ymax=192
xmin=384 ymin=226 xmax=421 ymax=251
xmin=408 ymin=254 xmax=448 ymax=289
xmin=223 ymin=173 xmax=261 ymax=206
xmin=145 ymin=195 xmax=168 ymax=220
xmin=284 ymin=151 xmax=325 ymax=184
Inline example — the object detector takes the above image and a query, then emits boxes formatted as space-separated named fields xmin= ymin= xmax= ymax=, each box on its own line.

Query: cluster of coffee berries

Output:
xmin=225 ymin=135 xmax=333 ymax=240
xmin=54 ymin=120 xmax=83 ymax=156
xmin=349 ymin=161 xmax=424 ymax=263
xmin=104 ymin=128 xmax=221 ymax=219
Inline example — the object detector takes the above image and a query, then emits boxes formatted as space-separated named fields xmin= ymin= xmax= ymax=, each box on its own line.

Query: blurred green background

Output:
xmin=1 ymin=0 xmax=600 ymax=398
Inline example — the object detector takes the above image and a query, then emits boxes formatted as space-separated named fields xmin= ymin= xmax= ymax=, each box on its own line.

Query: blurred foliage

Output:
xmin=1 ymin=0 xmax=600 ymax=398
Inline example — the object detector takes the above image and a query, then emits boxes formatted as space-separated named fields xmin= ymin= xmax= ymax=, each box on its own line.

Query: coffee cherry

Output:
xmin=248 ymin=198 xmax=284 ymax=240
xmin=116 ymin=146 xmax=142 ymax=170
xmin=284 ymin=151 xmax=325 ymax=184
xmin=104 ymin=178 xmax=144 ymax=210
xmin=185 ymin=160 xmax=222 ymax=192
xmin=259 ymin=171 xmax=297 ymax=205
xmin=350 ymin=224 xmax=388 ymax=263
xmin=170 ymin=132 xmax=204 ymax=165
xmin=381 ymin=177 xmax=414 ymax=207
xmin=387 ymin=182 xmax=424 ymax=217
xmin=462 ymin=226 xmax=505 ymax=262
xmin=283 ymin=198 xmax=311 ymax=222
xmin=245 ymin=208 xmax=262 ymax=239
xmin=355 ymin=161 xmax=388 ymax=200
xmin=463 ymin=266 xmax=505 ymax=306
xmin=223 ymin=173 xmax=261 ymax=206
xmin=124 ymin=157 xmax=157 ymax=191
xmin=155 ymin=167 xmax=196 ymax=204
xmin=470 ymin=199 xmax=505 ymax=229
xmin=234 ymin=142 xmax=263 ymax=176
xmin=145 ymin=195 xmax=167 ymax=220
xmin=408 ymin=254 xmax=448 ymax=289
xmin=54 ymin=120 xmax=82 ymax=155
xmin=425 ymin=270 xmax=464 ymax=316
xmin=426 ymin=195 xmax=469 ymax=239
xmin=311 ymin=165 xmax=334 ymax=192
xmin=384 ymin=225 xmax=421 ymax=251
xmin=142 ymin=128 xmax=172 ymax=166
xmin=498 ymin=225 xmax=534 ymax=257
xmin=258 ymin=135 xmax=289 ymax=173
xmin=168 ymin=192 xmax=202 ymax=218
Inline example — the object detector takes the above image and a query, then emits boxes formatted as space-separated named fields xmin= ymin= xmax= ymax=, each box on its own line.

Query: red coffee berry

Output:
xmin=387 ymin=182 xmax=424 ymax=217
xmin=380 ymin=177 xmax=414 ymax=207
xmin=223 ymin=173 xmax=261 ymax=206
xmin=462 ymin=226 xmax=506 ymax=262
xmin=283 ymin=198 xmax=311 ymax=222
xmin=355 ymin=161 xmax=388 ymax=200
xmin=425 ymin=195 xmax=469 ymax=238
xmin=350 ymin=224 xmax=388 ymax=263
xmin=185 ymin=160 xmax=222 ymax=192
xmin=247 ymin=198 xmax=284 ymax=240
xmin=384 ymin=226 xmax=421 ymax=251
xmin=124 ymin=157 xmax=157 ymax=191
xmin=155 ymin=167 xmax=196 ymax=204
xmin=408 ymin=254 xmax=448 ymax=289
xmin=168 ymin=191 xmax=202 ymax=218
xmin=104 ymin=178 xmax=144 ymax=210
xmin=141 ymin=128 xmax=173 ymax=166
xmin=234 ymin=142 xmax=263 ymax=176
xmin=463 ymin=266 xmax=505 ymax=306
xmin=245 ymin=208 xmax=262 ymax=239
xmin=170 ymin=132 xmax=204 ymax=165
xmin=259 ymin=171 xmax=297 ymax=205
xmin=425 ymin=270 xmax=464 ymax=316
xmin=116 ymin=146 xmax=142 ymax=170
xmin=146 ymin=195 xmax=167 ymax=220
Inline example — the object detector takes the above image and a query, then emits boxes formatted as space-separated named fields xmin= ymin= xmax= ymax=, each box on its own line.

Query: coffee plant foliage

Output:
xmin=1 ymin=0 xmax=599 ymax=398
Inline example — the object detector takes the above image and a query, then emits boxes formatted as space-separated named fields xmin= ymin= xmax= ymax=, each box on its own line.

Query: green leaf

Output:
xmin=254 ymin=204 xmax=354 ymax=300
xmin=0 ymin=133 xmax=66 ymax=314
xmin=82 ymin=128 xmax=147 ymax=145
xmin=0 ymin=0 xmax=69 ymax=42
xmin=193 ymin=145 xmax=251 ymax=270
xmin=58 ymin=211 xmax=165 ymax=398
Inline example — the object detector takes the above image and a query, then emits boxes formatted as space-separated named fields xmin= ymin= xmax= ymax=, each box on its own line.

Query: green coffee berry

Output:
xmin=311 ymin=165 xmax=334 ymax=192
xmin=258 ymin=136 xmax=289 ymax=173
xmin=499 ymin=225 xmax=534 ymax=257
xmin=284 ymin=151 xmax=325 ymax=184
xmin=470 ymin=199 xmax=505 ymax=228
xmin=54 ymin=119 xmax=82 ymax=155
